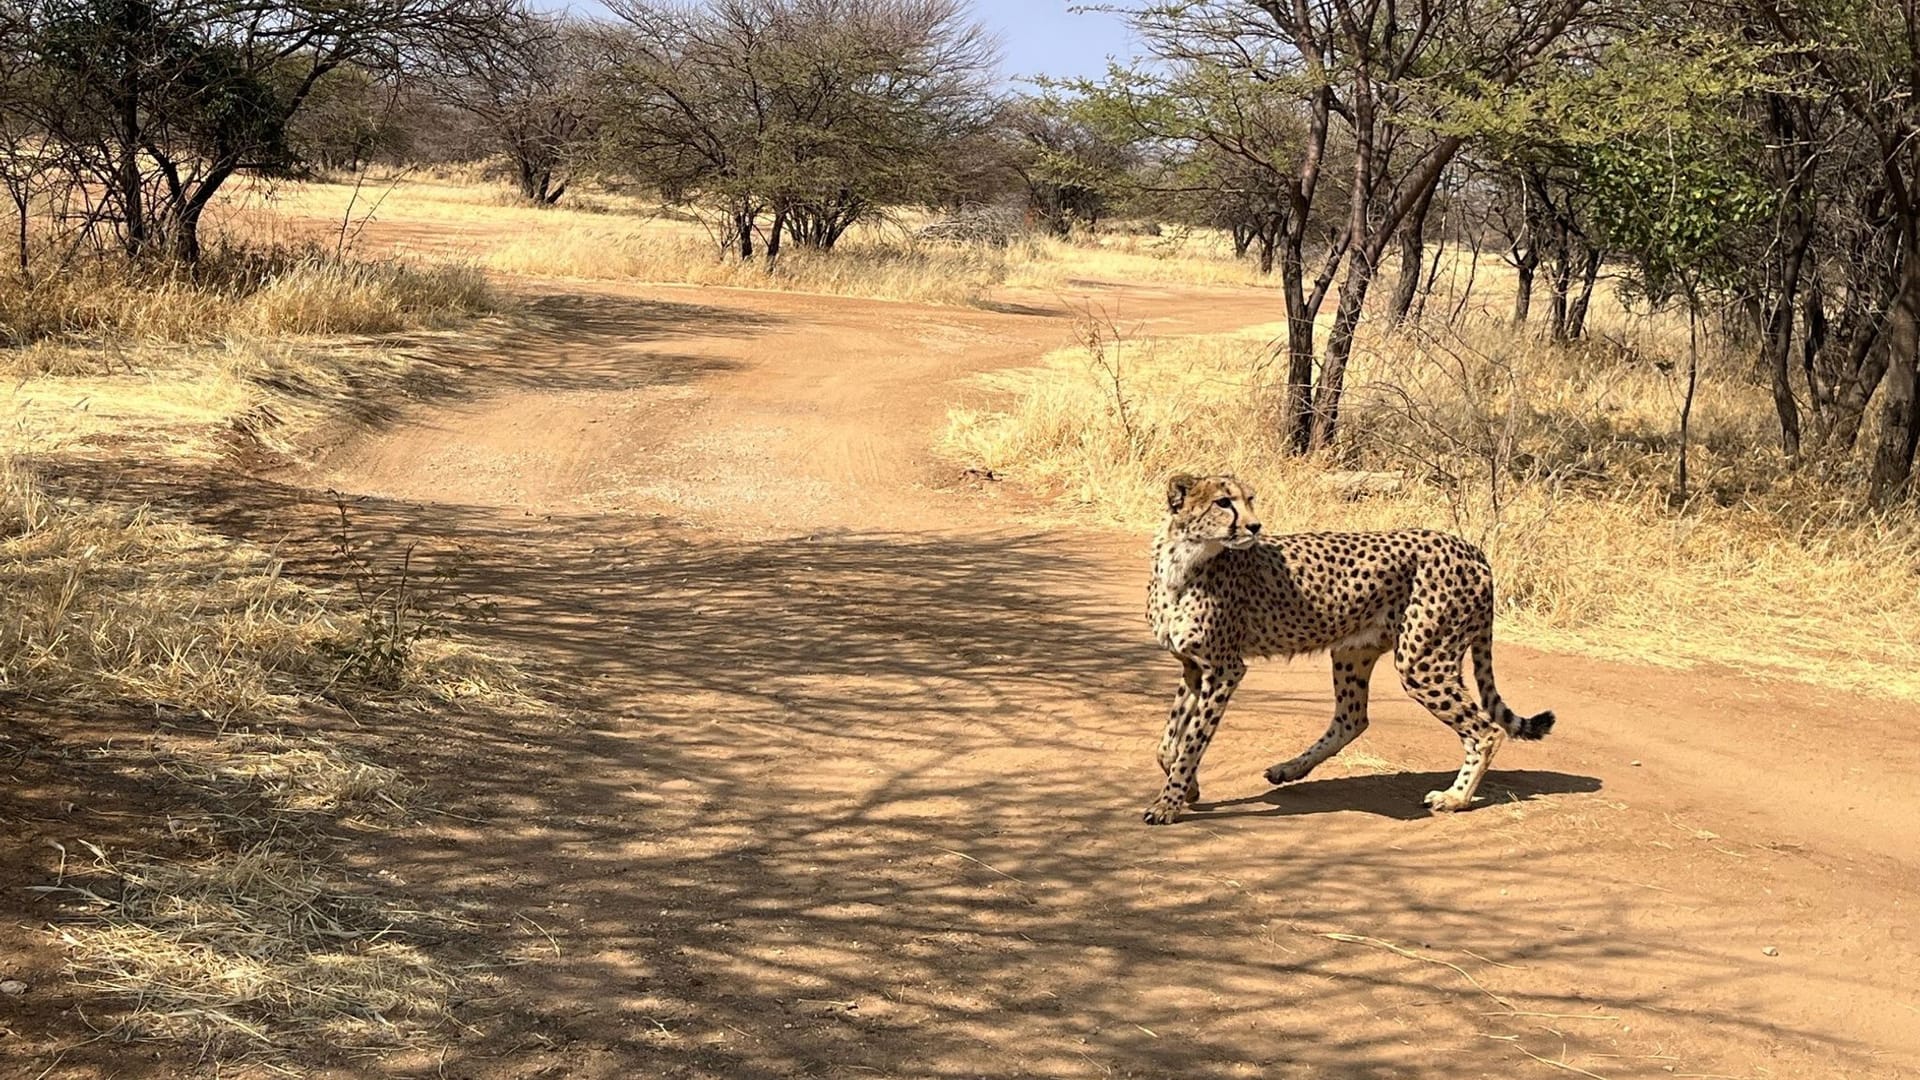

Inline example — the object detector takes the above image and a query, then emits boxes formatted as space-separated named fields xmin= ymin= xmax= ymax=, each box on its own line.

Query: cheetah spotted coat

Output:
xmin=1142 ymin=474 xmax=1553 ymax=825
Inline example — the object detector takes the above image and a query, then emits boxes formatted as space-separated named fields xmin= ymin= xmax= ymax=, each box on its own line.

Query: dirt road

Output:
xmin=44 ymin=270 xmax=1920 ymax=1078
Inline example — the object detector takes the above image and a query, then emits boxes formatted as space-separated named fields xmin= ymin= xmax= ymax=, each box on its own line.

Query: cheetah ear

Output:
xmin=1166 ymin=473 xmax=1198 ymax=512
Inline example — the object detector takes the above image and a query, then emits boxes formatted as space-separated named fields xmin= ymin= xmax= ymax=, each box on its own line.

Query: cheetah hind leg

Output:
xmin=1424 ymin=722 xmax=1506 ymax=812
xmin=1264 ymin=647 xmax=1382 ymax=786
xmin=1403 ymin=664 xmax=1505 ymax=813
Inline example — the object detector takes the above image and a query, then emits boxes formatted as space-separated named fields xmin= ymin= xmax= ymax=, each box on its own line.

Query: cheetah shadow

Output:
xmin=1196 ymin=769 xmax=1603 ymax=822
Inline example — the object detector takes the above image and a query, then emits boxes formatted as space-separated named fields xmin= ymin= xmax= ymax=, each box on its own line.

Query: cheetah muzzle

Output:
xmin=1142 ymin=473 xmax=1555 ymax=825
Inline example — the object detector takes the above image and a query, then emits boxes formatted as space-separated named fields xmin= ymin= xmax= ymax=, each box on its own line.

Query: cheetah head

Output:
xmin=1165 ymin=473 xmax=1263 ymax=551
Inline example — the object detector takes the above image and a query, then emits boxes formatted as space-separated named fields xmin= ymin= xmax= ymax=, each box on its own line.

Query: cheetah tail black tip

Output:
xmin=1513 ymin=710 xmax=1555 ymax=741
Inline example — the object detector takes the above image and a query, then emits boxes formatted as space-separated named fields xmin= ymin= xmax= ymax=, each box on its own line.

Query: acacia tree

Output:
xmin=434 ymin=9 xmax=609 ymax=204
xmin=1108 ymin=0 xmax=1593 ymax=451
xmin=1064 ymin=59 xmax=1312 ymax=270
xmin=601 ymin=0 xmax=996 ymax=262
xmin=5 ymin=0 xmax=511 ymax=261
xmin=1002 ymin=99 xmax=1137 ymax=237
xmin=1795 ymin=126 xmax=1900 ymax=455
xmin=1191 ymin=145 xmax=1295 ymax=273
xmin=284 ymin=65 xmax=410 ymax=174
xmin=1067 ymin=40 xmax=1343 ymax=450
xmin=1584 ymin=98 xmax=1772 ymax=500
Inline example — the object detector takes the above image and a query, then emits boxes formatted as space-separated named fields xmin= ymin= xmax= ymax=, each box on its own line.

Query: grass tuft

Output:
xmin=51 ymin=845 xmax=456 ymax=1054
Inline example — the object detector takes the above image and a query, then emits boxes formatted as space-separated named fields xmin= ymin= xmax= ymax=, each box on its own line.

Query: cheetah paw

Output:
xmin=1423 ymin=789 xmax=1471 ymax=813
xmin=1142 ymin=797 xmax=1184 ymax=825
xmin=1264 ymin=759 xmax=1313 ymax=786
xmin=1185 ymin=780 xmax=1202 ymax=806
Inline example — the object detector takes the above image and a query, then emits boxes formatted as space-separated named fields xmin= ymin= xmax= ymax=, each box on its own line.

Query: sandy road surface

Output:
xmin=26 ymin=269 xmax=1920 ymax=1078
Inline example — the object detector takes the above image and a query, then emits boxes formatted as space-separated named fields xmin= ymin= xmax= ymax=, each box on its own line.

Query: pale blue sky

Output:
xmin=544 ymin=0 xmax=1138 ymax=81
xmin=971 ymin=0 xmax=1137 ymax=81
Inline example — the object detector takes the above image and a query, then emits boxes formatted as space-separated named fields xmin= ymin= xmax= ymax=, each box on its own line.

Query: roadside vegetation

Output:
xmin=0 ymin=230 xmax=531 ymax=1062
xmin=942 ymin=291 xmax=1920 ymax=700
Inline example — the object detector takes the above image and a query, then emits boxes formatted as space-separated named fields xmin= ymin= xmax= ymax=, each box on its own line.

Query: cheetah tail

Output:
xmin=1472 ymin=630 xmax=1555 ymax=741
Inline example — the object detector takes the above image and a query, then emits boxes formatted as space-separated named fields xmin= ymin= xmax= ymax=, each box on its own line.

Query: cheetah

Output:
xmin=1142 ymin=473 xmax=1554 ymax=825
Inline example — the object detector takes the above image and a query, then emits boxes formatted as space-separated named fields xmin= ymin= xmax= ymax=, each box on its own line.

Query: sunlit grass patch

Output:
xmin=941 ymin=312 xmax=1920 ymax=700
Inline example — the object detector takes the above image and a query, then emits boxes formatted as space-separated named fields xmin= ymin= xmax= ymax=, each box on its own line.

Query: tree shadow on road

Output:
xmin=13 ymin=459 xmax=1899 ymax=1080
xmin=305 ymin=289 xmax=782 ymax=436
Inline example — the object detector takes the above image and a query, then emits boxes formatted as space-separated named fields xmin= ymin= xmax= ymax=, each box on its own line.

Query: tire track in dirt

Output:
xmin=264 ymin=276 xmax=1920 ymax=1078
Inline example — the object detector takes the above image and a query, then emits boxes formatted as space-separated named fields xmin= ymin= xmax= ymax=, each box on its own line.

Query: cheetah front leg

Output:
xmin=1264 ymin=647 xmax=1382 ymax=786
xmin=1157 ymin=658 xmax=1204 ymax=805
xmin=1144 ymin=658 xmax=1246 ymax=825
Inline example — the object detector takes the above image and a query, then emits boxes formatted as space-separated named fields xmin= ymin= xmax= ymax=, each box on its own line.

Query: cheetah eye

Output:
xmin=1213 ymin=497 xmax=1233 ymax=509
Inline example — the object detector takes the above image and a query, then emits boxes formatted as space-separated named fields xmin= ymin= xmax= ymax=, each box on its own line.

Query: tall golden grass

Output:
xmin=0 ymin=460 xmax=526 ymax=720
xmin=1 ymin=245 xmax=494 ymax=350
xmin=943 ymin=314 xmax=1920 ymax=701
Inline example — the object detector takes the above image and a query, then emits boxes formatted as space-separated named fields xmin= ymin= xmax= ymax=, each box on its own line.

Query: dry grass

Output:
xmin=1 ymin=224 xmax=528 ymax=1063
xmin=942 ymin=310 xmax=1920 ymax=701
xmin=1 ymin=245 xmax=494 ymax=350
xmin=1 ymin=454 xmax=533 ymax=1059
xmin=47 ymin=844 xmax=457 ymax=1054
xmin=483 ymin=226 xmax=1007 ymax=304
xmin=147 ymin=730 xmax=418 ymax=816
xmin=0 ymin=457 xmax=530 ymax=726
xmin=3 ymin=268 xmax=510 ymax=470
xmin=213 ymin=176 xmax=1272 ymax=305
xmin=1003 ymin=229 xmax=1276 ymax=291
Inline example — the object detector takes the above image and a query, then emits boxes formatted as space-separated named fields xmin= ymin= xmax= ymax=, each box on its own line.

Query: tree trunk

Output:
xmin=1513 ymin=249 xmax=1537 ymax=323
xmin=1564 ymin=245 xmax=1602 ymax=340
xmin=112 ymin=0 xmax=152 ymax=257
xmin=1547 ymin=236 xmax=1573 ymax=340
xmin=1801 ymin=273 xmax=1830 ymax=438
xmin=1869 ymin=250 xmax=1920 ymax=503
xmin=1831 ymin=333 xmax=1891 ymax=452
xmin=1312 ymin=64 xmax=1377 ymax=453
xmin=1387 ymin=184 xmax=1437 ymax=326
xmin=167 ymin=202 xmax=204 ymax=262
xmin=765 ymin=205 xmax=785 ymax=267
xmin=1280 ymin=241 xmax=1317 ymax=453
xmin=1309 ymin=253 xmax=1376 ymax=451
xmin=1676 ymin=295 xmax=1700 ymax=503
xmin=10 ymin=184 xmax=28 ymax=282
xmin=1760 ymin=221 xmax=1812 ymax=458
xmin=735 ymin=206 xmax=755 ymax=260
